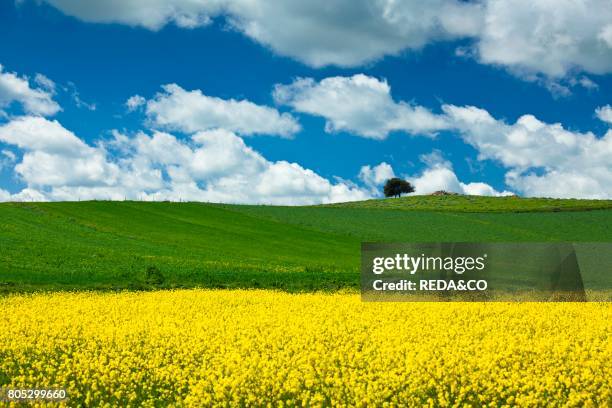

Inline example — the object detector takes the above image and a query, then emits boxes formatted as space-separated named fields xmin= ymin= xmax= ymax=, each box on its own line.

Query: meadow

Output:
xmin=1 ymin=197 xmax=611 ymax=293
xmin=324 ymin=195 xmax=612 ymax=212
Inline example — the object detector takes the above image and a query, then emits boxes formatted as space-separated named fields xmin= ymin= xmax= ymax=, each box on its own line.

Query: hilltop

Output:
xmin=322 ymin=194 xmax=612 ymax=212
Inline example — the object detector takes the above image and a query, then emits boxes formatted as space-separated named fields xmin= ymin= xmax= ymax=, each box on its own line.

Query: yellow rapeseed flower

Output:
xmin=0 ymin=290 xmax=609 ymax=407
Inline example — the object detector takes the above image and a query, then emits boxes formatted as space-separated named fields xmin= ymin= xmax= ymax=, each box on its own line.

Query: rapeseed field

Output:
xmin=1 ymin=290 xmax=609 ymax=407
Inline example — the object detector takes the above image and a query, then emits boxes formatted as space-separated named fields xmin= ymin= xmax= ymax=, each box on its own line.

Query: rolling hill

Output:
xmin=0 ymin=196 xmax=611 ymax=293
xmin=323 ymin=194 xmax=612 ymax=212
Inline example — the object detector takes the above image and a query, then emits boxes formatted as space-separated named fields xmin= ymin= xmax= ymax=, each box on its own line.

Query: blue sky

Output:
xmin=1 ymin=1 xmax=611 ymax=203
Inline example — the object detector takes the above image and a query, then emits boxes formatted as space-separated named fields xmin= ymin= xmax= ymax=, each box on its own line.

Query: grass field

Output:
xmin=324 ymin=195 xmax=612 ymax=212
xmin=1 ymin=196 xmax=611 ymax=293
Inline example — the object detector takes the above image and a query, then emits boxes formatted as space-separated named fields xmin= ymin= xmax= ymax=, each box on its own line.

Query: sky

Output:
xmin=0 ymin=0 xmax=611 ymax=203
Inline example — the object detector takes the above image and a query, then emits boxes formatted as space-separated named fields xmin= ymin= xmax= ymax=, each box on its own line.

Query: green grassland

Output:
xmin=324 ymin=194 xmax=612 ymax=212
xmin=0 ymin=196 xmax=611 ymax=293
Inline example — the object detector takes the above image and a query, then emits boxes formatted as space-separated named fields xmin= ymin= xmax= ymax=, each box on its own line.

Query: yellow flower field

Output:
xmin=0 ymin=290 xmax=610 ymax=407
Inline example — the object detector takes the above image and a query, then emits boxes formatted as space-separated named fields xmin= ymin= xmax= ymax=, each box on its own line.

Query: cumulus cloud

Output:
xmin=595 ymin=105 xmax=612 ymax=124
xmin=0 ymin=187 xmax=48 ymax=202
xmin=222 ymin=0 xmax=483 ymax=68
xmin=358 ymin=153 xmax=510 ymax=197
xmin=16 ymin=150 xmax=119 ymax=188
xmin=41 ymin=0 xmax=481 ymax=67
xmin=144 ymin=84 xmax=300 ymax=137
xmin=504 ymin=168 xmax=611 ymax=200
xmin=476 ymin=0 xmax=612 ymax=79
xmin=126 ymin=95 xmax=146 ymax=111
xmin=0 ymin=116 xmax=120 ymax=188
xmin=274 ymin=75 xmax=447 ymax=139
xmin=0 ymin=64 xmax=60 ymax=116
xmin=0 ymin=116 xmax=368 ymax=204
xmin=273 ymin=74 xmax=612 ymax=198
xmin=115 ymin=128 xmax=369 ymax=204
xmin=409 ymin=151 xmax=511 ymax=196
xmin=41 ymin=0 xmax=221 ymax=30
xmin=358 ymin=162 xmax=395 ymax=192
xmin=0 ymin=116 xmax=90 ymax=156
xmin=443 ymin=105 xmax=612 ymax=199
xmin=39 ymin=1 xmax=612 ymax=82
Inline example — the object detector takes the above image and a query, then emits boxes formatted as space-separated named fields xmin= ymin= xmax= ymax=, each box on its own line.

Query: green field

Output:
xmin=1 ymin=196 xmax=611 ymax=293
xmin=325 ymin=194 xmax=612 ymax=212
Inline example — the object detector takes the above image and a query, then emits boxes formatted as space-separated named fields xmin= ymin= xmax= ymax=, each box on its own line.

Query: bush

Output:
xmin=145 ymin=266 xmax=165 ymax=285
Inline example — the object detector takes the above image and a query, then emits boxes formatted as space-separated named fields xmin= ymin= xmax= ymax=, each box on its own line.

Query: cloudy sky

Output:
xmin=1 ymin=0 xmax=611 ymax=203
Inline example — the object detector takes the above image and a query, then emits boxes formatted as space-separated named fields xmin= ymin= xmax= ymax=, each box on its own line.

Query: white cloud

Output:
xmin=271 ymin=74 xmax=612 ymax=199
xmin=41 ymin=0 xmax=481 ymax=67
xmin=0 ymin=187 xmax=48 ymax=202
xmin=504 ymin=168 xmax=611 ymax=200
xmin=68 ymin=84 xmax=96 ymax=111
xmin=16 ymin=150 xmax=120 ymax=188
xmin=0 ymin=117 xmax=120 ymax=188
xmin=0 ymin=149 xmax=16 ymax=170
xmin=41 ymin=0 xmax=221 ymax=30
xmin=145 ymin=84 xmax=300 ymax=137
xmin=126 ymin=95 xmax=146 ymax=111
xmin=600 ymin=24 xmax=612 ymax=47
xmin=222 ymin=0 xmax=482 ymax=68
xmin=188 ymin=129 xmax=266 ymax=179
xmin=409 ymin=151 xmax=511 ymax=196
xmin=0 ymin=116 xmax=368 ymax=204
xmin=595 ymin=105 xmax=612 ymax=124
xmin=274 ymin=75 xmax=447 ymax=139
xmin=1 ymin=149 xmax=16 ymax=162
xmin=38 ymin=1 xmax=612 ymax=82
xmin=443 ymin=105 xmax=608 ymax=169
xmin=119 ymin=128 xmax=369 ymax=204
xmin=574 ymin=76 xmax=599 ymax=91
xmin=443 ymin=105 xmax=612 ymax=199
xmin=0 ymin=116 xmax=89 ymax=156
xmin=461 ymin=182 xmax=507 ymax=197
xmin=357 ymin=152 xmax=511 ymax=197
xmin=359 ymin=162 xmax=395 ymax=192
xmin=412 ymin=166 xmax=462 ymax=195
xmin=539 ymin=76 xmax=599 ymax=97
xmin=0 ymin=65 xmax=60 ymax=116
xmin=476 ymin=0 xmax=612 ymax=78
xmin=271 ymin=74 xmax=612 ymax=198
xmin=254 ymin=161 xmax=341 ymax=202
xmin=34 ymin=74 xmax=56 ymax=93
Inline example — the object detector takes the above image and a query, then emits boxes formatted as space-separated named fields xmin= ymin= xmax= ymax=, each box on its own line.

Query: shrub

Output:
xmin=145 ymin=266 xmax=165 ymax=285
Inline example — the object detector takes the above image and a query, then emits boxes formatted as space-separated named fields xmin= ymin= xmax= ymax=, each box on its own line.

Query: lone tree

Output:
xmin=383 ymin=178 xmax=415 ymax=198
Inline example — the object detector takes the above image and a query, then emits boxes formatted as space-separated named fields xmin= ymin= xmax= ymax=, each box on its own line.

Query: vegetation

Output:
xmin=383 ymin=177 xmax=415 ymax=197
xmin=0 ymin=197 xmax=611 ymax=293
xmin=1 ymin=198 xmax=610 ymax=404
xmin=1 ymin=290 xmax=609 ymax=406
xmin=324 ymin=194 xmax=612 ymax=212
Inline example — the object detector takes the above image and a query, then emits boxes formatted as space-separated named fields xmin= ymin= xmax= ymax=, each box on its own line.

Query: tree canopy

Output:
xmin=383 ymin=178 xmax=415 ymax=198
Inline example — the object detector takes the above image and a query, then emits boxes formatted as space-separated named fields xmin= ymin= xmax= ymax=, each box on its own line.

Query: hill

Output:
xmin=0 ymin=196 xmax=611 ymax=293
xmin=323 ymin=194 xmax=612 ymax=212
